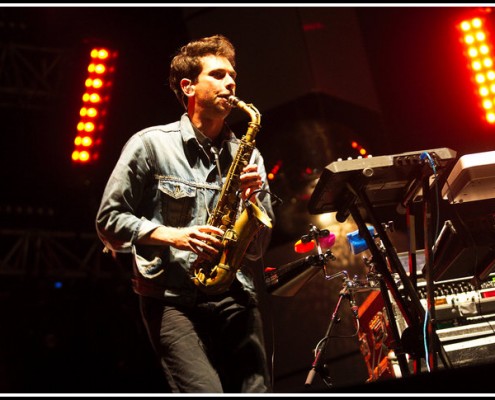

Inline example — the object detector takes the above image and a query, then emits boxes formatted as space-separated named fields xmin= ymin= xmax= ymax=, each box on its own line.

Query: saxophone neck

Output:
xmin=228 ymin=95 xmax=261 ymax=127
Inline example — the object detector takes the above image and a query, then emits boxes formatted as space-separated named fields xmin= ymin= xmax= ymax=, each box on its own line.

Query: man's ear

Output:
xmin=180 ymin=78 xmax=195 ymax=97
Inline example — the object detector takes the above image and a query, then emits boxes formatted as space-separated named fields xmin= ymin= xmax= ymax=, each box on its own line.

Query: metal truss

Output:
xmin=0 ymin=42 xmax=66 ymax=109
xmin=0 ymin=228 xmax=127 ymax=279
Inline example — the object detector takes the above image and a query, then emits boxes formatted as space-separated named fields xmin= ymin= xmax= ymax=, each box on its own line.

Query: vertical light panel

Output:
xmin=458 ymin=12 xmax=495 ymax=124
xmin=72 ymin=47 xmax=117 ymax=164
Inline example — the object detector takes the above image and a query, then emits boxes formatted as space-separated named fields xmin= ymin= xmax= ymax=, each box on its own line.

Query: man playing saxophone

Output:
xmin=95 ymin=34 xmax=274 ymax=393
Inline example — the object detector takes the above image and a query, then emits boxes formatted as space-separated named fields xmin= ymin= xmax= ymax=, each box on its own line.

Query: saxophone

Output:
xmin=192 ymin=95 xmax=273 ymax=295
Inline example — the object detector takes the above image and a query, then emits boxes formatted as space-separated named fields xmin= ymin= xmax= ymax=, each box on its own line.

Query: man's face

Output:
xmin=193 ymin=54 xmax=237 ymax=117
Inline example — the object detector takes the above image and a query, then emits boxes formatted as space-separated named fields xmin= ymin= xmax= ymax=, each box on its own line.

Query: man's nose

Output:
xmin=225 ymin=74 xmax=236 ymax=90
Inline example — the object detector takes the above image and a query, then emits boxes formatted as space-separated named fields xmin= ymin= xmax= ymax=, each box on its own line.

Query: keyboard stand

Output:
xmin=308 ymin=148 xmax=459 ymax=375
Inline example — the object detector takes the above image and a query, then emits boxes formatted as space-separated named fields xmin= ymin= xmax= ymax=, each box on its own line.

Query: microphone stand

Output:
xmin=304 ymin=270 xmax=360 ymax=389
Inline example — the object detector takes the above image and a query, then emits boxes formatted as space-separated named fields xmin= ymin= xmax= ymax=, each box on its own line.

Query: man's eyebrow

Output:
xmin=209 ymin=67 xmax=237 ymax=78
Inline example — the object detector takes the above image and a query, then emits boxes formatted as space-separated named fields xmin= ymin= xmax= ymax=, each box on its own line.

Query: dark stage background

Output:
xmin=1 ymin=5 xmax=494 ymax=394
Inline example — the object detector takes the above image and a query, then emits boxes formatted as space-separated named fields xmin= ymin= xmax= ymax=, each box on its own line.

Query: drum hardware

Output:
xmin=264 ymin=250 xmax=336 ymax=297
xmin=303 ymin=227 xmax=387 ymax=388
xmin=264 ymin=224 xmax=337 ymax=297
xmin=304 ymin=221 xmax=404 ymax=387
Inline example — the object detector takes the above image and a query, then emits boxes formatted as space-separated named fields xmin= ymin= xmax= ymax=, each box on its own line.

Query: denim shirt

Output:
xmin=95 ymin=114 xmax=274 ymax=306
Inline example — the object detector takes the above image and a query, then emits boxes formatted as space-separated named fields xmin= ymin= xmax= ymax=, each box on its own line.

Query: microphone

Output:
xmin=210 ymin=146 xmax=223 ymax=183
xmin=264 ymin=250 xmax=335 ymax=297
xmin=210 ymin=145 xmax=220 ymax=162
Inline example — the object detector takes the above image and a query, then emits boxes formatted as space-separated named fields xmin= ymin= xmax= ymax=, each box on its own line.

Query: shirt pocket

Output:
xmin=158 ymin=178 xmax=197 ymax=227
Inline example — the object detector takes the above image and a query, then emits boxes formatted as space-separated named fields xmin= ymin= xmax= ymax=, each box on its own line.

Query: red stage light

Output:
xmin=72 ymin=45 xmax=117 ymax=164
xmin=458 ymin=10 xmax=495 ymax=125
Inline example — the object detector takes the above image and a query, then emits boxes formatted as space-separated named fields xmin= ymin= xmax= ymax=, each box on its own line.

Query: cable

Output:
xmin=247 ymin=188 xmax=283 ymax=208
xmin=258 ymin=254 xmax=277 ymax=391
xmin=420 ymin=151 xmax=439 ymax=373
xmin=420 ymin=151 xmax=441 ymax=252
xmin=423 ymin=308 xmax=431 ymax=372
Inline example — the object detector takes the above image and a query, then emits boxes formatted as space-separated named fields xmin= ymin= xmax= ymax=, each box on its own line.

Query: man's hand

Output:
xmin=138 ymin=225 xmax=225 ymax=262
xmin=240 ymin=164 xmax=263 ymax=202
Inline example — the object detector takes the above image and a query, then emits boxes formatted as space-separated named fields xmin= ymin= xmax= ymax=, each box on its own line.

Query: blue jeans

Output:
xmin=139 ymin=287 xmax=272 ymax=393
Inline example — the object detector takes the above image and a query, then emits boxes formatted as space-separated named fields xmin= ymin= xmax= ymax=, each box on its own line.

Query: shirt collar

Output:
xmin=180 ymin=113 xmax=234 ymax=151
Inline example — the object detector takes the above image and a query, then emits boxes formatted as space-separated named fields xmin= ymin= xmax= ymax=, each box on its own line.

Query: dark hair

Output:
xmin=169 ymin=34 xmax=236 ymax=109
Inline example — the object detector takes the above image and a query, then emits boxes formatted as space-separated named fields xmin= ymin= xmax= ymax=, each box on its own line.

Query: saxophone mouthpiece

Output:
xmin=228 ymin=95 xmax=241 ymax=107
